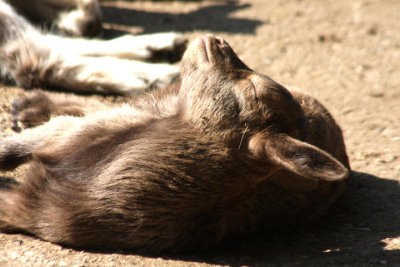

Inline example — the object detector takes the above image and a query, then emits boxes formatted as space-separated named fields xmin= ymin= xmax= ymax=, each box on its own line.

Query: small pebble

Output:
xmin=14 ymin=240 xmax=23 ymax=246
xmin=10 ymin=252 xmax=18 ymax=259
xmin=59 ymin=260 xmax=68 ymax=266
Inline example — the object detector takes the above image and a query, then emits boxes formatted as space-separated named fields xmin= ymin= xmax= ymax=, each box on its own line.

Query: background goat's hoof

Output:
xmin=147 ymin=33 xmax=188 ymax=63
xmin=11 ymin=91 xmax=52 ymax=131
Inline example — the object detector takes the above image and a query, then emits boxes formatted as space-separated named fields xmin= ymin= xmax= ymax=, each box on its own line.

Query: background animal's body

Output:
xmin=0 ymin=0 xmax=187 ymax=95
xmin=0 ymin=35 xmax=349 ymax=253
xmin=5 ymin=0 xmax=102 ymax=37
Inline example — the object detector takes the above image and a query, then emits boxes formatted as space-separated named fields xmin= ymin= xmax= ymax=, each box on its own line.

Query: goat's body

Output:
xmin=2 ymin=119 xmax=255 ymax=252
xmin=0 ymin=35 xmax=350 ymax=253
xmin=0 ymin=84 xmax=348 ymax=252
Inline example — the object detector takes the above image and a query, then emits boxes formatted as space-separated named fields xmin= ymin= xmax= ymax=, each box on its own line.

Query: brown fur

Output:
xmin=0 ymin=35 xmax=350 ymax=253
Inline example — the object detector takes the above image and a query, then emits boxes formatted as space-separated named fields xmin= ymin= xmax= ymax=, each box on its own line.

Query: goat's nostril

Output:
xmin=84 ymin=20 xmax=101 ymax=37
xmin=215 ymin=36 xmax=224 ymax=45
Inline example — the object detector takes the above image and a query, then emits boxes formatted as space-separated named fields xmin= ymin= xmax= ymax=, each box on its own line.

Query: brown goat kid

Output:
xmin=0 ymin=35 xmax=350 ymax=253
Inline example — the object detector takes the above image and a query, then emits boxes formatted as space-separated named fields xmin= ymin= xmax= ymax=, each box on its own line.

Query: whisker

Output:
xmin=238 ymin=123 xmax=249 ymax=151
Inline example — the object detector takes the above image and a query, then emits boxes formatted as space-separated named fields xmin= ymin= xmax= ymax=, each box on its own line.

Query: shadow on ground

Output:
xmin=0 ymin=176 xmax=18 ymax=189
xmin=101 ymin=1 xmax=263 ymax=37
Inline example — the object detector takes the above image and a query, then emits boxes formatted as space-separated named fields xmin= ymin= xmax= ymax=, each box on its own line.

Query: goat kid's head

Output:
xmin=179 ymin=35 xmax=349 ymax=182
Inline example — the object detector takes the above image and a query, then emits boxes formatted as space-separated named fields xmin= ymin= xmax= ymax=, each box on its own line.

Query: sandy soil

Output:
xmin=0 ymin=0 xmax=400 ymax=266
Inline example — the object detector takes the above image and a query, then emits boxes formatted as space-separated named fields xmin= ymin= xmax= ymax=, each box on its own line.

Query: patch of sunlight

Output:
xmin=321 ymin=248 xmax=341 ymax=253
xmin=382 ymin=237 xmax=400 ymax=250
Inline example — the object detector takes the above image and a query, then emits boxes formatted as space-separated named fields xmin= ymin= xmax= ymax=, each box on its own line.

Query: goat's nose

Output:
xmin=215 ymin=36 xmax=224 ymax=45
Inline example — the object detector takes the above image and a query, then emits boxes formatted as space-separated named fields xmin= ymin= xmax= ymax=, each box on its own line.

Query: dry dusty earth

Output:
xmin=0 ymin=0 xmax=400 ymax=266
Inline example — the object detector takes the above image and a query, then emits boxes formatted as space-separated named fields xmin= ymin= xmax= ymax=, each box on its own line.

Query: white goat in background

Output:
xmin=0 ymin=0 xmax=187 ymax=95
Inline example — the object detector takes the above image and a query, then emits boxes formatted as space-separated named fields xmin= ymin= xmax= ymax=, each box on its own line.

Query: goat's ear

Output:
xmin=248 ymin=134 xmax=349 ymax=181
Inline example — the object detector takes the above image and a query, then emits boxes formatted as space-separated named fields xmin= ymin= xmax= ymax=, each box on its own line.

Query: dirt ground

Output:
xmin=1 ymin=0 xmax=400 ymax=266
